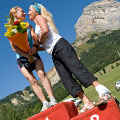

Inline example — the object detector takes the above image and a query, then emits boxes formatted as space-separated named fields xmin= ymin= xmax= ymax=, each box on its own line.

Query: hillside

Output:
xmin=1 ymin=28 xmax=120 ymax=120
xmin=0 ymin=67 xmax=60 ymax=106
xmin=1 ymin=0 xmax=120 ymax=119
xmin=73 ymin=29 xmax=120 ymax=73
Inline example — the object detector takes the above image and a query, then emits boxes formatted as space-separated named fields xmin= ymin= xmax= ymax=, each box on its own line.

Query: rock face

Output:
xmin=75 ymin=0 xmax=120 ymax=39
xmin=46 ymin=67 xmax=60 ymax=86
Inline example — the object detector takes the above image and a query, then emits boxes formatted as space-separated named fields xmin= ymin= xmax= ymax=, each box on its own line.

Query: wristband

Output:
xmin=33 ymin=44 xmax=39 ymax=48
xmin=37 ymin=40 xmax=42 ymax=44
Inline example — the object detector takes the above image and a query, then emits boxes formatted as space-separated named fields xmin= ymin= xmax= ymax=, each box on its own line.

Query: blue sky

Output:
xmin=1 ymin=0 xmax=119 ymax=100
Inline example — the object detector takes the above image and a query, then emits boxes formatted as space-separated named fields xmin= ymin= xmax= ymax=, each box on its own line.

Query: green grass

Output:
xmin=62 ymin=65 xmax=120 ymax=103
xmin=74 ymin=42 xmax=95 ymax=56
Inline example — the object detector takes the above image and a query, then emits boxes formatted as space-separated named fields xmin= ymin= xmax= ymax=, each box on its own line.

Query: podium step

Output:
xmin=27 ymin=101 xmax=78 ymax=120
xmin=27 ymin=98 xmax=120 ymax=120
xmin=70 ymin=98 xmax=120 ymax=120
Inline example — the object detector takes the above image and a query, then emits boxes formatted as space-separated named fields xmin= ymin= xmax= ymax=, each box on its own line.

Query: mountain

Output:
xmin=1 ymin=0 xmax=120 ymax=119
xmin=73 ymin=0 xmax=120 ymax=73
xmin=75 ymin=0 xmax=120 ymax=40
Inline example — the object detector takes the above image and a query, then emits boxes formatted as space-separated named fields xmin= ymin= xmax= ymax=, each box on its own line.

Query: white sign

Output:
xmin=90 ymin=114 xmax=99 ymax=120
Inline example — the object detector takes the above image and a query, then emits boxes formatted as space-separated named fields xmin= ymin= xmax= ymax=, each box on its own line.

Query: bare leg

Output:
xmin=77 ymin=92 xmax=94 ymax=113
xmin=20 ymin=66 xmax=46 ymax=102
xmin=91 ymin=81 xmax=99 ymax=87
xmin=77 ymin=92 xmax=93 ymax=106
xmin=35 ymin=59 xmax=54 ymax=97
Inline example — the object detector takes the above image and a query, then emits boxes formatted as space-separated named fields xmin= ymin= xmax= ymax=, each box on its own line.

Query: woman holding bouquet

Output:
xmin=8 ymin=6 xmax=57 ymax=112
xmin=28 ymin=3 xmax=111 ymax=113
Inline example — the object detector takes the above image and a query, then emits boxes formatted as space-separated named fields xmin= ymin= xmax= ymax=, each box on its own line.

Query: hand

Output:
xmin=27 ymin=55 xmax=34 ymax=64
xmin=29 ymin=46 xmax=37 ymax=55
xmin=28 ymin=25 xmax=33 ymax=30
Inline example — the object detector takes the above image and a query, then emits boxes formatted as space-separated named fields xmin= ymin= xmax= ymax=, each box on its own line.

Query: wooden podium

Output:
xmin=27 ymin=99 xmax=120 ymax=120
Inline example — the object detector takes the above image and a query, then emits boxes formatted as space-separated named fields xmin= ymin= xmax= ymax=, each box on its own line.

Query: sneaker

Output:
xmin=49 ymin=99 xmax=57 ymax=107
xmin=96 ymin=93 xmax=111 ymax=106
xmin=40 ymin=102 xmax=50 ymax=112
xmin=79 ymin=103 xmax=95 ymax=114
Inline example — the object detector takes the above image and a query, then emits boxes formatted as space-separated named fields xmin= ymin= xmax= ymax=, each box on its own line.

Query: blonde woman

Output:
xmin=28 ymin=3 xmax=111 ymax=113
xmin=8 ymin=6 xmax=57 ymax=112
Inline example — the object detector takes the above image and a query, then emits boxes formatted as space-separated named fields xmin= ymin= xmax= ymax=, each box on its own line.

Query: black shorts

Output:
xmin=17 ymin=53 xmax=40 ymax=71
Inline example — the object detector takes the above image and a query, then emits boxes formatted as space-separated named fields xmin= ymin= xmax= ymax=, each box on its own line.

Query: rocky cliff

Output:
xmin=46 ymin=67 xmax=60 ymax=86
xmin=75 ymin=0 xmax=120 ymax=40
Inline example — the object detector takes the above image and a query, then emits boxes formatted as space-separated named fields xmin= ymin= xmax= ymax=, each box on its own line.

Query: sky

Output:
xmin=1 ymin=0 xmax=119 ymax=100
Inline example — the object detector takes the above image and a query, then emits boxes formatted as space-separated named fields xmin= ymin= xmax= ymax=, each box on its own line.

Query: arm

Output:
xmin=29 ymin=16 xmax=48 ymax=55
xmin=36 ymin=15 xmax=49 ymax=43
xmin=28 ymin=25 xmax=38 ymax=54
xmin=29 ymin=25 xmax=38 ymax=44
xmin=37 ymin=47 xmax=45 ymax=51
xmin=9 ymin=41 xmax=33 ymax=63
xmin=28 ymin=25 xmax=43 ymax=54
xmin=9 ymin=41 xmax=28 ymax=57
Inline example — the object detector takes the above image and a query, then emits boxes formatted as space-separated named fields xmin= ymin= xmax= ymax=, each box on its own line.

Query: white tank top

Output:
xmin=35 ymin=23 xmax=62 ymax=54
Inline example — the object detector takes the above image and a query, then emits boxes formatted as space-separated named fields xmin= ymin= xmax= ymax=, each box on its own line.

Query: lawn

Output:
xmin=62 ymin=65 xmax=120 ymax=103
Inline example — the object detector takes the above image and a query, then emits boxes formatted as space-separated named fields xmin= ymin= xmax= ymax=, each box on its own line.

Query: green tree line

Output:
xmin=77 ymin=29 xmax=120 ymax=73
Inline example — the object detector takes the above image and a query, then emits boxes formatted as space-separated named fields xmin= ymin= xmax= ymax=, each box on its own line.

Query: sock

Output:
xmin=43 ymin=101 xmax=49 ymax=105
xmin=49 ymin=96 xmax=56 ymax=102
xmin=95 ymin=84 xmax=110 ymax=97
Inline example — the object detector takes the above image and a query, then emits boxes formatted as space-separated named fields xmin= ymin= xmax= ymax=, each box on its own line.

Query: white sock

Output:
xmin=43 ymin=101 xmax=49 ymax=105
xmin=95 ymin=84 xmax=110 ymax=97
xmin=49 ymin=96 xmax=56 ymax=102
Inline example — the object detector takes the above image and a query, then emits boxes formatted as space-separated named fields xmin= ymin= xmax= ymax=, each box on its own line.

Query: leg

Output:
xmin=77 ymin=92 xmax=93 ymax=106
xmin=35 ymin=58 xmax=53 ymax=97
xmin=77 ymin=92 xmax=94 ymax=113
xmin=52 ymin=38 xmax=110 ymax=109
xmin=35 ymin=58 xmax=57 ymax=106
xmin=20 ymin=66 xmax=47 ymax=102
xmin=53 ymin=38 xmax=97 ymax=88
xmin=53 ymin=54 xmax=93 ymax=107
xmin=55 ymin=38 xmax=110 ymax=97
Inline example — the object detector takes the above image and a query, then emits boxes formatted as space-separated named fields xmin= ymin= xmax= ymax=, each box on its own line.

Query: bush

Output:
xmin=116 ymin=62 xmax=120 ymax=67
xmin=111 ymin=65 xmax=115 ymax=69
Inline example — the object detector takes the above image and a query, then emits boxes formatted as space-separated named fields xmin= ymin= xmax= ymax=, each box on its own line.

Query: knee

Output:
xmin=26 ymin=77 xmax=38 ymax=86
xmin=38 ymin=71 xmax=46 ymax=81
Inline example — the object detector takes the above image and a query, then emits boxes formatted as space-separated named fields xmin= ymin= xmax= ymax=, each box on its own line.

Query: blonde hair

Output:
xmin=39 ymin=4 xmax=58 ymax=33
xmin=9 ymin=6 xmax=20 ymax=24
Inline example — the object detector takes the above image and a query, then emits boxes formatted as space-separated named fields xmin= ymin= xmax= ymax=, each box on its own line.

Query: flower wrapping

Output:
xmin=4 ymin=18 xmax=30 ymax=52
xmin=7 ymin=31 xmax=30 ymax=52
xmin=4 ymin=18 xmax=34 ymax=62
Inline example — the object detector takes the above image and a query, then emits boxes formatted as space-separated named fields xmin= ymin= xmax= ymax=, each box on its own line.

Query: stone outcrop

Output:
xmin=75 ymin=0 xmax=120 ymax=39
xmin=46 ymin=67 xmax=60 ymax=86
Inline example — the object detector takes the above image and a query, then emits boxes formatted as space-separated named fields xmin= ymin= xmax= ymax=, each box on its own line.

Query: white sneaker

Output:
xmin=49 ymin=99 xmax=57 ymax=107
xmin=96 ymin=93 xmax=111 ymax=106
xmin=41 ymin=102 xmax=50 ymax=112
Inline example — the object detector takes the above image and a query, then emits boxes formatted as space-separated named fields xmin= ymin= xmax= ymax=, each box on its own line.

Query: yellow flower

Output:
xmin=20 ymin=22 xmax=29 ymax=28
xmin=4 ymin=17 xmax=29 ymax=37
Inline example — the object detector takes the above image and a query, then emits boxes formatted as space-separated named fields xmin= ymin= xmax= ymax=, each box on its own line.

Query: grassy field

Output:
xmin=26 ymin=65 xmax=120 ymax=120
xmin=62 ymin=65 xmax=120 ymax=103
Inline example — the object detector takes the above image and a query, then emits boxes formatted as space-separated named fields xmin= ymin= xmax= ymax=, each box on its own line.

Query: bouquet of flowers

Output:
xmin=4 ymin=16 xmax=30 ymax=52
